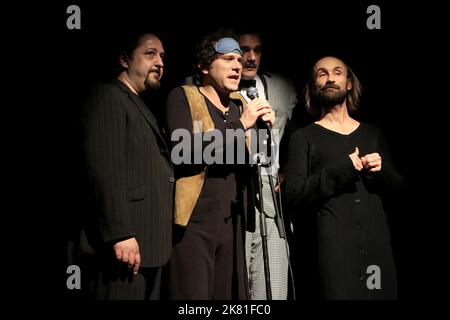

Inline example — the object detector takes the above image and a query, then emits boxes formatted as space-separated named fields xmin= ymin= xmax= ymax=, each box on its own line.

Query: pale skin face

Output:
xmin=313 ymin=56 xmax=354 ymax=132
xmin=313 ymin=56 xmax=382 ymax=173
xmin=313 ymin=56 xmax=351 ymax=98
xmin=201 ymin=52 xmax=243 ymax=94
xmin=200 ymin=51 xmax=274 ymax=133
xmin=238 ymin=34 xmax=262 ymax=80
xmin=118 ymin=34 xmax=165 ymax=95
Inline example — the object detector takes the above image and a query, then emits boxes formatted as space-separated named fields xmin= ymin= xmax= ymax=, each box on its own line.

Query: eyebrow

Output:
xmin=316 ymin=66 xmax=344 ymax=73
xmin=146 ymin=47 xmax=161 ymax=52
xmin=222 ymin=52 xmax=242 ymax=57
xmin=146 ymin=47 xmax=165 ymax=56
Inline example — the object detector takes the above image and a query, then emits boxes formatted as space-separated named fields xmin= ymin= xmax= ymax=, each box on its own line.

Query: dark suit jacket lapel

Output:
xmin=112 ymin=79 xmax=171 ymax=159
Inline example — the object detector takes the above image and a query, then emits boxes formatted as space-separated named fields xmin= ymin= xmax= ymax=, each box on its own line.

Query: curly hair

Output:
xmin=196 ymin=29 xmax=239 ymax=72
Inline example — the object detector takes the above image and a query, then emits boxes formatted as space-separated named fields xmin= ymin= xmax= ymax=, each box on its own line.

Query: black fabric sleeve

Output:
xmin=284 ymin=130 xmax=359 ymax=212
xmin=82 ymin=84 xmax=135 ymax=243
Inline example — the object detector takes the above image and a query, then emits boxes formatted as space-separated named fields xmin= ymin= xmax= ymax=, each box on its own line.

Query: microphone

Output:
xmin=246 ymin=86 xmax=259 ymax=100
xmin=245 ymin=83 xmax=271 ymax=130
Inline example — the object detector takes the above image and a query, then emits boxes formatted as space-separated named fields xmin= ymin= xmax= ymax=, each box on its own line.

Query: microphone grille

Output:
xmin=246 ymin=87 xmax=259 ymax=100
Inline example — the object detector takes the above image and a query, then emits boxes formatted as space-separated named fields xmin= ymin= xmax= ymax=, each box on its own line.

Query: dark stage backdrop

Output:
xmin=23 ymin=0 xmax=442 ymax=305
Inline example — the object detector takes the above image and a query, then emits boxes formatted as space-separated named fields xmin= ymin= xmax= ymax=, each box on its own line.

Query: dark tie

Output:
xmin=239 ymin=79 xmax=257 ymax=90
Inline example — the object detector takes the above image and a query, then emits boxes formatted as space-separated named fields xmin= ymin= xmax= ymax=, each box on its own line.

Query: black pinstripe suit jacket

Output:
xmin=83 ymin=79 xmax=174 ymax=267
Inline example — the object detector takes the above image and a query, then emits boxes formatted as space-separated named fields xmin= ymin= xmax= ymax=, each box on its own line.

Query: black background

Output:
xmin=15 ymin=0 xmax=446 ymax=308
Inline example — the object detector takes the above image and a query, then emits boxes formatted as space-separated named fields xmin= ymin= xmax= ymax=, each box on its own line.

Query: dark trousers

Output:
xmin=168 ymin=208 xmax=248 ymax=300
xmin=91 ymin=253 xmax=162 ymax=300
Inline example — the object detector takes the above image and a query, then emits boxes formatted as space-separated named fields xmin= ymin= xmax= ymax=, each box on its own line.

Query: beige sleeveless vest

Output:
xmin=174 ymin=85 xmax=248 ymax=226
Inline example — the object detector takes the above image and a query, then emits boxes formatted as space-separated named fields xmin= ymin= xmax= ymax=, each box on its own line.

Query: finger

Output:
xmin=366 ymin=155 xmax=381 ymax=162
xmin=121 ymin=251 xmax=129 ymax=264
xmin=367 ymin=152 xmax=380 ymax=158
xmin=133 ymin=253 xmax=141 ymax=274
xmin=254 ymin=98 xmax=270 ymax=106
xmin=368 ymin=160 xmax=381 ymax=167
xmin=354 ymin=161 xmax=363 ymax=171
xmin=260 ymin=113 xmax=273 ymax=122
xmin=256 ymin=109 xmax=273 ymax=118
xmin=269 ymin=117 xmax=275 ymax=126
xmin=256 ymin=105 xmax=272 ymax=113
xmin=360 ymin=156 xmax=368 ymax=167
xmin=354 ymin=147 xmax=359 ymax=156
xmin=114 ymin=246 xmax=123 ymax=260
xmin=356 ymin=159 xmax=364 ymax=171
xmin=250 ymin=100 xmax=271 ymax=110
xmin=270 ymin=111 xmax=276 ymax=125
xmin=128 ymin=252 xmax=135 ymax=268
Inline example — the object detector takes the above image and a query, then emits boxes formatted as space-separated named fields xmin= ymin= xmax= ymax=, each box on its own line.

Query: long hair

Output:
xmin=304 ymin=57 xmax=363 ymax=117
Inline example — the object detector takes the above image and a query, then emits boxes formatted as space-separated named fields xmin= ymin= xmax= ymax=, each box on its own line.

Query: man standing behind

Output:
xmin=238 ymin=30 xmax=298 ymax=300
xmin=82 ymin=31 xmax=173 ymax=299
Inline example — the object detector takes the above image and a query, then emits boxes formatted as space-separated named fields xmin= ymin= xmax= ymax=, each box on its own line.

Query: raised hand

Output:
xmin=239 ymin=97 xmax=273 ymax=130
xmin=361 ymin=152 xmax=382 ymax=172
xmin=349 ymin=147 xmax=363 ymax=171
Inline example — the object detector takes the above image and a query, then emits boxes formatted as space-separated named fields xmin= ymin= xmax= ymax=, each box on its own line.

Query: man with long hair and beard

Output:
xmin=285 ymin=56 xmax=404 ymax=299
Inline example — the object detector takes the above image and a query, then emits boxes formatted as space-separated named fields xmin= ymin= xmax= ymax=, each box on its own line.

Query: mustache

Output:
xmin=321 ymin=83 xmax=340 ymax=91
xmin=149 ymin=68 xmax=161 ymax=76
xmin=243 ymin=62 xmax=257 ymax=69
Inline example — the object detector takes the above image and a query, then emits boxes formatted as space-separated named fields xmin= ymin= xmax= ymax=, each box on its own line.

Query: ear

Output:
xmin=198 ymin=63 xmax=209 ymax=76
xmin=346 ymin=79 xmax=353 ymax=91
xmin=119 ymin=53 xmax=129 ymax=69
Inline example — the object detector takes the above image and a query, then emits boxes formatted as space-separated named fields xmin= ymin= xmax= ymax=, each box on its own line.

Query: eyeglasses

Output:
xmin=214 ymin=37 xmax=243 ymax=55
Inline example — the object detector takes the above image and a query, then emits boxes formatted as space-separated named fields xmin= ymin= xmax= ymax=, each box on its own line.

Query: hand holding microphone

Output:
xmin=239 ymin=84 xmax=275 ymax=130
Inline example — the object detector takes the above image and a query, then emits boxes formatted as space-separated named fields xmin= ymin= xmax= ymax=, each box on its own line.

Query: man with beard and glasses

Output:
xmin=80 ymin=31 xmax=173 ymax=299
xmin=237 ymin=30 xmax=297 ymax=300
xmin=285 ymin=56 xmax=404 ymax=299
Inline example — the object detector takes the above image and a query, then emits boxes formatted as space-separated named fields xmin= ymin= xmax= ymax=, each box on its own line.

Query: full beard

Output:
xmin=315 ymin=88 xmax=347 ymax=111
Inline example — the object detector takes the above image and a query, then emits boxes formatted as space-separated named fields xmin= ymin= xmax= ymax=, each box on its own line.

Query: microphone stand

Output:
xmin=247 ymin=84 xmax=291 ymax=299
xmin=255 ymin=135 xmax=272 ymax=300
xmin=259 ymin=125 xmax=293 ymax=300
xmin=246 ymin=84 xmax=273 ymax=299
